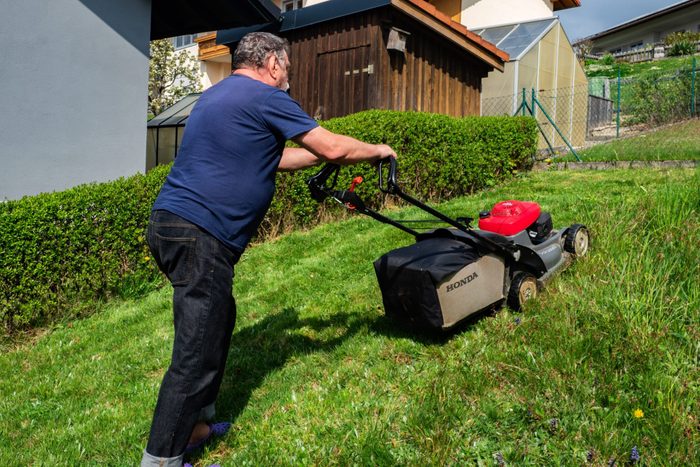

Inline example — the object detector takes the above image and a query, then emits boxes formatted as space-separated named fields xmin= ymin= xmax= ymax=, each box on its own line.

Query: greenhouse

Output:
xmin=146 ymin=93 xmax=201 ymax=170
xmin=477 ymin=17 xmax=589 ymax=149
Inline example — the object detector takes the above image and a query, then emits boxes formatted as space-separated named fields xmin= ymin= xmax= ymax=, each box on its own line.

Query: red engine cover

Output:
xmin=478 ymin=200 xmax=541 ymax=236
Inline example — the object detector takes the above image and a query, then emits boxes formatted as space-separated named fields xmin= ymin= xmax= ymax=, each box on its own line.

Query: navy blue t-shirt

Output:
xmin=153 ymin=75 xmax=318 ymax=252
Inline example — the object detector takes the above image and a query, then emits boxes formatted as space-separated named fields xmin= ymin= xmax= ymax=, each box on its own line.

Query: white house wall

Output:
xmin=460 ymin=0 xmax=554 ymax=30
xmin=275 ymin=0 xmax=557 ymax=30
xmin=0 ymin=0 xmax=151 ymax=200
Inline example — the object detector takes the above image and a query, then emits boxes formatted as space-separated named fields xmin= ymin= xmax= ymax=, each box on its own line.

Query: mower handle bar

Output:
xmin=378 ymin=156 xmax=399 ymax=194
xmin=306 ymin=159 xmax=518 ymax=259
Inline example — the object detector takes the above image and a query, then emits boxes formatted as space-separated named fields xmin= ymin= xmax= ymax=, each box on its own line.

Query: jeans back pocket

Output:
xmin=151 ymin=232 xmax=197 ymax=286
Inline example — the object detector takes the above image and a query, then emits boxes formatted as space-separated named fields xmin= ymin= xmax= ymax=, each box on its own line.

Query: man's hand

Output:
xmin=375 ymin=144 xmax=397 ymax=160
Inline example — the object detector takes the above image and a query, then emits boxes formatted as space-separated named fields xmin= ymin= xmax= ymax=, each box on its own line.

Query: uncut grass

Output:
xmin=1 ymin=168 xmax=698 ymax=465
xmin=562 ymin=119 xmax=700 ymax=162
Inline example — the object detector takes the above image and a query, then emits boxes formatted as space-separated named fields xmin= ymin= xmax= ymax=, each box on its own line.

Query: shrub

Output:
xmin=600 ymin=54 xmax=616 ymax=66
xmin=0 ymin=165 xmax=171 ymax=332
xmin=0 ymin=111 xmax=537 ymax=332
xmin=263 ymin=111 xmax=537 ymax=237
xmin=624 ymin=72 xmax=694 ymax=125
xmin=665 ymin=32 xmax=700 ymax=57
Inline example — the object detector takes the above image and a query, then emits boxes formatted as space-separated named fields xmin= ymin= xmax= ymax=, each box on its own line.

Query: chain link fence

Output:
xmin=482 ymin=57 xmax=700 ymax=162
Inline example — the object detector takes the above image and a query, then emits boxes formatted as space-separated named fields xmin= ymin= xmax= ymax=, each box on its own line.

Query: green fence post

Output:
xmin=692 ymin=57 xmax=697 ymax=117
xmin=532 ymin=88 xmax=537 ymax=118
xmin=522 ymin=88 xmax=527 ymax=116
xmin=533 ymin=95 xmax=581 ymax=162
xmin=616 ymin=67 xmax=621 ymax=138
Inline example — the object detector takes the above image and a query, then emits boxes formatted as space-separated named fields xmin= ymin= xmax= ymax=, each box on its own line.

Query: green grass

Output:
xmin=585 ymin=55 xmax=698 ymax=79
xmin=1 ymin=168 xmax=699 ymax=466
xmin=562 ymin=119 xmax=700 ymax=162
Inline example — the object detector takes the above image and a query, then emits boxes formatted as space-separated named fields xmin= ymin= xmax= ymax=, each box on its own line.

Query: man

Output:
xmin=141 ymin=32 xmax=396 ymax=466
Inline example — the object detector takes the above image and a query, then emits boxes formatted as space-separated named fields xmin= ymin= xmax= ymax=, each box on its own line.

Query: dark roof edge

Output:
xmin=217 ymin=0 xmax=391 ymax=45
xmin=576 ymin=0 xmax=700 ymax=44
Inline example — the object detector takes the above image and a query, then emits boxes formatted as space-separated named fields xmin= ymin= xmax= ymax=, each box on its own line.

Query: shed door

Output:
xmin=315 ymin=45 xmax=373 ymax=120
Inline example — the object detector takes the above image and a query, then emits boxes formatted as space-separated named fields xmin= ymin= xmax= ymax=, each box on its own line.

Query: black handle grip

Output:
xmin=378 ymin=156 xmax=398 ymax=194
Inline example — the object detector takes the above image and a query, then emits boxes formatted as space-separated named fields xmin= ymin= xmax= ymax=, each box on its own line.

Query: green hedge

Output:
xmin=0 ymin=111 xmax=536 ymax=332
xmin=264 ymin=111 xmax=537 ymax=237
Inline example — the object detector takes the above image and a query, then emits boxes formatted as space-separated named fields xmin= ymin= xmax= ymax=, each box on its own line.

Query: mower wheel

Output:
xmin=564 ymin=224 xmax=589 ymax=257
xmin=507 ymin=272 xmax=538 ymax=311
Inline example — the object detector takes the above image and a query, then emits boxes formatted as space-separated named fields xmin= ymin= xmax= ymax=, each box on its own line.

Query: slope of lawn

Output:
xmin=1 ymin=168 xmax=698 ymax=466
xmin=585 ymin=54 xmax=697 ymax=79
xmin=562 ymin=119 xmax=700 ymax=162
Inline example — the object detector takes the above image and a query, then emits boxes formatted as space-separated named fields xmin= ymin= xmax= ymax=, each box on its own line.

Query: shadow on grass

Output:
xmin=216 ymin=307 xmax=368 ymax=422
xmin=214 ymin=303 xmax=498 ymax=420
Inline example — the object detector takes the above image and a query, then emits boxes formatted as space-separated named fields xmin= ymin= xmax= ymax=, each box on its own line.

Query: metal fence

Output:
xmin=481 ymin=57 xmax=699 ymax=161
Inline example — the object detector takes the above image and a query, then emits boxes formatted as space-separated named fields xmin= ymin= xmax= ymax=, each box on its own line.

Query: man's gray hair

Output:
xmin=233 ymin=32 xmax=291 ymax=70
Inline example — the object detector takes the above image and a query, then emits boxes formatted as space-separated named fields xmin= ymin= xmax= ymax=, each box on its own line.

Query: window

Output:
xmin=174 ymin=35 xmax=195 ymax=49
xmin=282 ymin=0 xmax=303 ymax=12
xmin=629 ymin=41 xmax=643 ymax=50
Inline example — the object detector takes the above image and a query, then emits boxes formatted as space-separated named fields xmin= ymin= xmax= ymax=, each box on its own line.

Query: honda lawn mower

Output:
xmin=307 ymin=158 xmax=589 ymax=331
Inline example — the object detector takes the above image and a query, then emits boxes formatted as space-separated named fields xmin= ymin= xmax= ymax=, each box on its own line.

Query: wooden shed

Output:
xmin=216 ymin=0 xmax=508 ymax=120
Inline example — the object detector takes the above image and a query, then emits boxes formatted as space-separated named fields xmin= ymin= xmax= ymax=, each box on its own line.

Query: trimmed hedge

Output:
xmin=265 ymin=111 xmax=537 ymax=236
xmin=0 ymin=111 xmax=537 ymax=332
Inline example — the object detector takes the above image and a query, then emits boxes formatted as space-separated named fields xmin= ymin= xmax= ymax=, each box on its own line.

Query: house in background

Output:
xmin=456 ymin=0 xmax=580 ymax=29
xmin=0 ymin=0 xmax=280 ymax=201
xmin=148 ymin=0 xmax=510 ymax=170
xmin=195 ymin=0 xmax=581 ymax=90
xmin=577 ymin=0 xmax=700 ymax=58
xmin=155 ymin=0 xmax=586 ymax=167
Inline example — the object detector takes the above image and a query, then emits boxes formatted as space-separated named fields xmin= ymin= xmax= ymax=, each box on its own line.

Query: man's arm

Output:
xmin=290 ymin=126 xmax=396 ymax=167
xmin=278 ymin=147 xmax=322 ymax=172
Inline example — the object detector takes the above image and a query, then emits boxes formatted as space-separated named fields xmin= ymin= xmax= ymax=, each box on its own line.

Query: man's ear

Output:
xmin=267 ymin=54 xmax=278 ymax=76
xmin=265 ymin=54 xmax=277 ymax=79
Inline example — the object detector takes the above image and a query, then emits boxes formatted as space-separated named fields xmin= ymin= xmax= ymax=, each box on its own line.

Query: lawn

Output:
xmin=1 ymin=168 xmax=698 ymax=466
xmin=564 ymin=119 xmax=700 ymax=162
xmin=585 ymin=55 xmax=698 ymax=79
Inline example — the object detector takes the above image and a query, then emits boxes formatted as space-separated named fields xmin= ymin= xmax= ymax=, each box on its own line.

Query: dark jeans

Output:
xmin=145 ymin=210 xmax=240 ymax=458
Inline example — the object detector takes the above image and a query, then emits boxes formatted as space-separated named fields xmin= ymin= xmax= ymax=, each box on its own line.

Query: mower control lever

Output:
xmin=307 ymin=163 xmax=340 ymax=202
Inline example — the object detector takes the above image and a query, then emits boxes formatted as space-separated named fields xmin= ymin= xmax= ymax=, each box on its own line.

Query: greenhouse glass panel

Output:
xmin=157 ymin=127 xmax=177 ymax=166
xmin=483 ymin=18 xmax=556 ymax=60
xmin=479 ymin=25 xmax=516 ymax=47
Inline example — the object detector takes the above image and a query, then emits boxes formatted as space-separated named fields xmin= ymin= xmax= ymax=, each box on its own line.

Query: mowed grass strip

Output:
xmin=0 ymin=168 xmax=698 ymax=466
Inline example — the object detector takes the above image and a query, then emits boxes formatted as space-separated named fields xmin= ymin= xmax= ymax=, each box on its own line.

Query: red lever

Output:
xmin=346 ymin=176 xmax=363 ymax=210
xmin=349 ymin=176 xmax=363 ymax=192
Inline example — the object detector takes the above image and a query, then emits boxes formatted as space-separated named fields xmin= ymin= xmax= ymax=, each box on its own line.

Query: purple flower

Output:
xmin=514 ymin=317 xmax=522 ymax=325
xmin=586 ymin=449 xmax=595 ymax=462
xmin=494 ymin=451 xmax=505 ymax=466
xmin=630 ymin=446 xmax=640 ymax=464
xmin=549 ymin=418 xmax=559 ymax=431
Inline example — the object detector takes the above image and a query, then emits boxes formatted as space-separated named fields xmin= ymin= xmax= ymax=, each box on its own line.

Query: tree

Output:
xmin=148 ymin=39 xmax=203 ymax=117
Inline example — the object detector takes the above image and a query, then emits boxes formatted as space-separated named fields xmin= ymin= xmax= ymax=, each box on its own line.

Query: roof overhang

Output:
xmin=217 ymin=0 xmax=507 ymax=71
xmin=394 ymin=0 xmax=508 ymax=70
xmin=150 ymin=0 xmax=280 ymax=40
xmin=552 ymin=0 xmax=581 ymax=11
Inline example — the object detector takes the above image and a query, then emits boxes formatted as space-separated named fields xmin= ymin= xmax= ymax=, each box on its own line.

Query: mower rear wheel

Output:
xmin=507 ymin=272 xmax=538 ymax=311
xmin=564 ymin=224 xmax=589 ymax=257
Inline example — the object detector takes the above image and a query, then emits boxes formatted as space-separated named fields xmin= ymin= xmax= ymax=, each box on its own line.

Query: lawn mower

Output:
xmin=307 ymin=158 xmax=589 ymax=331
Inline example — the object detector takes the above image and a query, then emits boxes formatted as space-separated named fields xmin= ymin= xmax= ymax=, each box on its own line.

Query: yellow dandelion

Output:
xmin=633 ymin=409 xmax=644 ymax=419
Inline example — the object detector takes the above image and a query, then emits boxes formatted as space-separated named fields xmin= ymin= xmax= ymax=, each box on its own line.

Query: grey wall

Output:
xmin=0 ymin=0 xmax=151 ymax=200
